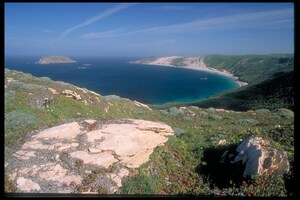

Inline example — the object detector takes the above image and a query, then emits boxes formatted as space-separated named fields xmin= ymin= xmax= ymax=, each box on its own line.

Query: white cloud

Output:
xmin=81 ymin=8 xmax=293 ymax=39
xmin=59 ymin=3 xmax=137 ymax=40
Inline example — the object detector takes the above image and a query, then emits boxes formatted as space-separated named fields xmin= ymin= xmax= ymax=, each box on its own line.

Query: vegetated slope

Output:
xmin=190 ymin=71 xmax=294 ymax=111
xmin=4 ymin=68 xmax=294 ymax=196
xmin=203 ymin=54 xmax=294 ymax=84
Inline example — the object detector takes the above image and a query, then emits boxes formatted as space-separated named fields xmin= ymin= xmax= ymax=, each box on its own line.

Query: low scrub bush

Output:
xmin=235 ymin=119 xmax=259 ymax=126
xmin=208 ymin=114 xmax=223 ymax=120
xmin=5 ymin=111 xmax=37 ymax=132
xmin=19 ymin=83 xmax=47 ymax=91
xmin=121 ymin=174 xmax=160 ymax=194
xmin=37 ymin=76 xmax=53 ymax=83
xmin=255 ymin=109 xmax=270 ymax=113
xmin=5 ymin=91 xmax=15 ymax=102
xmin=276 ymin=108 xmax=294 ymax=119
xmin=168 ymin=107 xmax=185 ymax=116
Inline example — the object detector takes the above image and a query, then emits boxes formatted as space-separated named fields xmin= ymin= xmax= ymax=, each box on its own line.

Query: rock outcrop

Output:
xmin=62 ymin=90 xmax=81 ymax=100
xmin=232 ymin=137 xmax=290 ymax=177
xmin=6 ymin=119 xmax=174 ymax=193
xmin=36 ymin=56 xmax=76 ymax=64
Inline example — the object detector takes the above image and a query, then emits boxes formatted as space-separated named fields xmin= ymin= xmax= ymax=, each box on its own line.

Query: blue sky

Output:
xmin=5 ymin=3 xmax=294 ymax=57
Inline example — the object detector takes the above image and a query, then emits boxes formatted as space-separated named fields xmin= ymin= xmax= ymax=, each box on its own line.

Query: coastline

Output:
xmin=131 ymin=57 xmax=248 ymax=87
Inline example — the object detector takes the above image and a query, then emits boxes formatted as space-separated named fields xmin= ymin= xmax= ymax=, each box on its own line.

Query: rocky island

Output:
xmin=36 ymin=56 xmax=76 ymax=64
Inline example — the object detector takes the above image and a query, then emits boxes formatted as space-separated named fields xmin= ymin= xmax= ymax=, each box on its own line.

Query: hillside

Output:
xmin=180 ymin=71 xmax=293 ymax=111
xmin=4 ymin=68 xmax=294 ymax=196
xmin=36 ymin=56 xmax=76 ymax=64
xmin=133 ymin=54 xmax=294 ymax=85
xmin=203 ymin=54 xmax=294 ymax=84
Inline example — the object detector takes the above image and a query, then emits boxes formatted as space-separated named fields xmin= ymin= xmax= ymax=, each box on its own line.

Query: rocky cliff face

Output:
xmin=36 ymin=56 xmax=76 ymax=64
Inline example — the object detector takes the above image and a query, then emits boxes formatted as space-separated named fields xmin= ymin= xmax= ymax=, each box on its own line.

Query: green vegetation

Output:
xmin=188 ymin=71 xmax=293 ymax=111
xmin=4 ymin=67 xmax=294 ymax=196
xmin=203 ymin=54 xmax=293 ymax=84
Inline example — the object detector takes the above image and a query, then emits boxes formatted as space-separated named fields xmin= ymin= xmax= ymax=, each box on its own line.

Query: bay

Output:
xmin=5 ymin=56 xmax=239 ymax=105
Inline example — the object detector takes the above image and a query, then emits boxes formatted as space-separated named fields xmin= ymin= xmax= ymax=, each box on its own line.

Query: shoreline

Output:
xmin=130 ymin=57 xmax=248 ymax=87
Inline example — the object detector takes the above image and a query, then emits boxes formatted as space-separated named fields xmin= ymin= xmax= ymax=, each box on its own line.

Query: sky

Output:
xmin=5 ymin=2 xmax=294 ymax=57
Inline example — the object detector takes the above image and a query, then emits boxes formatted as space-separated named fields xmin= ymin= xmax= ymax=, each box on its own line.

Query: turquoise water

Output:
xmin=5 ymin=56 xmax=239 ymax=105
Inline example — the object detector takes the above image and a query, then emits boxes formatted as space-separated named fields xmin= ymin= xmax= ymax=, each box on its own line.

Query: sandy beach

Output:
xmin=133 ymin=56 xmax=248 ymax=87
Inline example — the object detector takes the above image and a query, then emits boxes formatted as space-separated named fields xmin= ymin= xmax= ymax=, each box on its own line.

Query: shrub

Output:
xmin=121 ymin=174 xmax=160 ymax=194
xmin=37 ymin=76 xmax=53 ymax=83
xmin=5 ymin=91 xmax=15 ymax=102
xmin=208 ymin=114 xmax=223 ymax=120
xmin=5 ymin=111 xmax=37 ymax=132
xmin=159 ymin=110 xmax=169 ymax=115
xmin=206 ymin=107 xmax=215 ymax=113
xmin=255 ymin=109 xmax=270 ymax=113
xmin=104 ymin=95 xmax=121 ymax=101
xmin=7 ymin=81 xmax=23 ymax=89
xmin=4 ymin=173 xmax=17 ymax=192
xmin=234 ymin=174 xmax=287 ymax=196
xmin=173 ymin=128 xmax=185 ymax=136
xmin=199 ymin=111 xmax=208 ymax=117
xmin=276 ymin=108 xmax=294 ymax=119
xmin=189 ymin=106 xmax=200 ymax=110
xmin=235 ymin=119 xmax=259 ymax=126
xmin=5 ymin=68 xmax=10 ymax=75
xmin=19 ymin=83 xmax=47 ymax=91
xmin=18 ymin=73 xmax=35 ymax=82
xmin=168 ymin=107 xmax=185 ymax=116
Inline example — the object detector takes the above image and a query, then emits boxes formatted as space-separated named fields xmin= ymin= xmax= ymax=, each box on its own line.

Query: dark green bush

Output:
xmin=37 ymin=76 xmax=53 ymax=83
xmin=208 ymin=114 xmax=222 ymax=120
xmin=5 ymin=91 xmax=15 ymax=102
xmin=121 ymin=174 xmax=160 ymax=194
xmin=235 ymin=119 xmax=259 ymax=126
xmin=276 ymin=108 xmax=294 ymax=119
xmin=5 ymin=111 xmax=37 ymax=132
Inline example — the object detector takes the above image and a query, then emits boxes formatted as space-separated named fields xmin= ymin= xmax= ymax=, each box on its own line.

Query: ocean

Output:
xmin=5 ymin=56 xmax=239 ymax=105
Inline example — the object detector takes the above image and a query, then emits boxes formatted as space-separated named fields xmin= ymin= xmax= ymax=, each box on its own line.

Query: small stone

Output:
xmin=48 ymin=87 xmax=58 ymax=94
xmin=84 ymin=119 xmax=97 ymax=126
xmin=82 ymin=100 xmax=88 ymax=105
xmin=218 ymin=139 xmax=227 ymax=146
xmin=6 ymin=77 xmax=16 ymax=83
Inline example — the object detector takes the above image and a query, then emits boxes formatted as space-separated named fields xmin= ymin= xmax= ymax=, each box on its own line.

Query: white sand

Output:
xmin=136 ymin=56 xmax=248 ymax=87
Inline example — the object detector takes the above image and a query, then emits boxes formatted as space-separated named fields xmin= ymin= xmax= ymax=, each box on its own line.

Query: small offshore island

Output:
xmin=36 ymin=56 xmax=76 ymax=64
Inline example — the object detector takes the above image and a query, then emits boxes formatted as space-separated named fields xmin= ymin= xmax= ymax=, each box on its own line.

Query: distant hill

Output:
xmin=133 ymin=54 xmax=294 ymax=86
xmin=203 ymin=54 xmax=294 ymax=84
xmin=188 ymin=71 xmax=294 ymax=111
xmin=36 ymin=56 xmax=76 ymax=64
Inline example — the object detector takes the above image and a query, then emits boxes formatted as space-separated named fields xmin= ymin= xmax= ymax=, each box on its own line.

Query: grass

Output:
xmin=4 ymin=68 xmax=294 ymax=196
xmin=203 ymin=54 xmax=293 ymax=84
xmin=187 ymin=71 xmax=294 ymax=111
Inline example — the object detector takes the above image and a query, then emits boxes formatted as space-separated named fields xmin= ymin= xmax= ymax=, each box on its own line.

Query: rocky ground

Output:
xmin=5 ymin=119 xmax=174 ymax=193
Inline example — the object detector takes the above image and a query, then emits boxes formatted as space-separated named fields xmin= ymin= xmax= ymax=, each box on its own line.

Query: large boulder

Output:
xmin=232 ymin=137 xmax=289 ymax=177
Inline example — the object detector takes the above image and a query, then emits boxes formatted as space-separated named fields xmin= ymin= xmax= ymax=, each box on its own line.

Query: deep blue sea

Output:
xmin=5 ymin=56 xmax=239 ymax=105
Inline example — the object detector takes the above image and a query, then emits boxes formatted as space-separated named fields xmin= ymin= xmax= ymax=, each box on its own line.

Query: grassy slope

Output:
xmin=203 ymin=54 xmax=294 ymax=84
xmin=4 ymin=68 xmax=294 ymax=196
xmin=187 ymin=71 xmax=294 ymax=111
